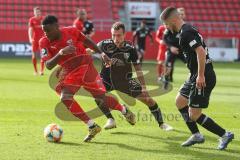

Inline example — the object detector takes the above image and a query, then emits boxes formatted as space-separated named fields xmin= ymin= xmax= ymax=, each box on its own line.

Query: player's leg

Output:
xmin=139 ymin=49 xmax=145 ymax=64
xmin=40 ymin=58 xmax=45 ymax=75
xmin=135 ymin=89 xmax=173 ymax=131
xmin=156 ymin=50 xmax=166 ymax=82
xmin=98 ymin=78 xmax=118 ymax=129
xmin=176 ymin=80 xmax=203 ymax=147
xmin=58 ymin=85 xmax=101 ymax=142
xmin=83 ymin=65 xmax=135 ymax=126
xmin=169 ymin=55 xmax=176 ymax=82
xmin=36 ymin=39 xmax=45 ymax=75
xmin=31 ymin=41 xmax=38 ymax=75
xmin=99 ymin=76 xmax=116 ymax=120
xmin=188 ymin=70 xmax=234 ymax=150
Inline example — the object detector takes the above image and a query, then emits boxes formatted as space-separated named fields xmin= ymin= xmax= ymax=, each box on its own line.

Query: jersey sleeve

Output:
xmin=39 ymin=38 xmax=52 ymax=62
xmin=70 ymin=27 xmax=87 ymax=42
xmin=180 ymin=30 xmax=203 ymax=51
xmin=89 ymin=22 xmax=94 ymax=32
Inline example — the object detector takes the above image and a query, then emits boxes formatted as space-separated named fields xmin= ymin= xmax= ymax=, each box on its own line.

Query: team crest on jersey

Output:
xmin=41 ymin=48 xmax=48 ymax=56
xmin=67 ymin=39 xmax=73 ymax=46
xmin=123 ymin=52 xmax=130 ymax=60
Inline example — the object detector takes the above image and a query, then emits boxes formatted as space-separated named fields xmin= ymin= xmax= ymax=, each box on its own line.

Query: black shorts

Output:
xmin=136 ymin=44 xmax=145 ymax=54
xmin=179 ymin=64 xmax=216 ymax=108
xmin=102 ymin=78 xmax=142 ymax=98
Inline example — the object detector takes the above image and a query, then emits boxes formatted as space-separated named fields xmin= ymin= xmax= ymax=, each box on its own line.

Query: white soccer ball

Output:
xmin=44 ymin=123 xmax=63 ymax=142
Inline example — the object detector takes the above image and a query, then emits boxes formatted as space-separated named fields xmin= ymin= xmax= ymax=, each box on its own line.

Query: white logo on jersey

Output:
xmin=189 ymin=40 xmax=197 ymax=47
xmin=67 ymin=39 xmax=73 ymax=46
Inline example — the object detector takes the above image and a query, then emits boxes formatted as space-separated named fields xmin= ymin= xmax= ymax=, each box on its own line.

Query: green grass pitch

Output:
xmin=0 ymin=58 xmax=239 ymax=160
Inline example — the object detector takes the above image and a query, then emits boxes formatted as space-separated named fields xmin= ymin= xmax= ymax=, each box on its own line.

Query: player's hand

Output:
xmin=59 ymin=46 xmax=76 ymax=56
xmin=86 ymin=48 xmax=95 ymax=54
xmin=170 ymin=46 xmax=179 ymax=54
xmin=196 ymin=75 xmax=206 ymax=89
xmin=160 ymin=40 xmax=165 ymax=45
xmin=29 ymin=39 xmax=34 ymax=44
xmin=101 ymin=52 xmax=112 ymax=66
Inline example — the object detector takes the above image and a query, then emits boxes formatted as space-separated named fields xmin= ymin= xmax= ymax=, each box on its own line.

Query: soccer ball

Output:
xmin=44 ymin=123 xmax=63 ymax=142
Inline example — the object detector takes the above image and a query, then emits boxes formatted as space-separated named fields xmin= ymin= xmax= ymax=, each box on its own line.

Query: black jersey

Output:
xmin=179 ymin=24 xmax=212 ymax=73
xmin=134 ymin=27 xmax=151 ymax=49
xmin=98 ymin=39 xmax=139 ymax=85
xmin=163 ymin=29 xmax=181 ymax=50
xmin=83 ymin=20 xmax=94 ymax=35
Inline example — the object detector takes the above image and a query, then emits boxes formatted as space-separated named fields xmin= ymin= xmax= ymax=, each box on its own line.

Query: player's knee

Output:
xmin=60 ymin=93 xmax=73 ymax=102
xmin=175 ymin=94 xmax=187 ymax=109
xmin=189 ymin=109 xmax=202 ymax=121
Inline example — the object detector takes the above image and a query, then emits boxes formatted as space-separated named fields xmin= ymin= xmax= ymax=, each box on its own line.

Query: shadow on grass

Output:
xmin=57 ymin=141 xmax=82 ymax=146
xmin=105 ymin=131 xmax=239 ymax=160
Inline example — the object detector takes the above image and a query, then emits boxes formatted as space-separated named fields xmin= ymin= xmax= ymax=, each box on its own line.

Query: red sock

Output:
xmin=63 ymin=99 xmax=90 ymax=124
xmin=157 ymin=64 xmax=164 ymax=77
xmin=40 ymin=59 xmax=45 ymax=74
xmin=32 ymin=57 xmax=38 ymax=73
xmin=104 ymin=96 xmax=124 ymax=112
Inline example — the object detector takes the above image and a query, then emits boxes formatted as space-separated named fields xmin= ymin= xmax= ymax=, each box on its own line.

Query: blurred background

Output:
xmin=0 ymin=0 xmax=239 ymax=61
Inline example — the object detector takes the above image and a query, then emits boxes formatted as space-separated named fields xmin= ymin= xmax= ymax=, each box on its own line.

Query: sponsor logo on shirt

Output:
xmin=189 ymin=40 xmax=197 ymax=47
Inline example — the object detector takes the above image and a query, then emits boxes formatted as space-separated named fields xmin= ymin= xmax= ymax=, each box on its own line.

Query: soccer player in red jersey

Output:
xmin=28 ymin=7 xmax=44 ymax=75
xmin=73 ymin=8 xmax=84 ymax=32
xmin=155 ymin=25 xmax=167 ymax=82
xmin=39 ymin=15 xmax=135 ymax=142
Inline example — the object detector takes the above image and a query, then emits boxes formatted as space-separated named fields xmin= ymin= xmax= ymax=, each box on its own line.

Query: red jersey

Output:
xmin=29 ymin=16 xmax=44 ymax=40
xmin=156 ymin=25 xmax=166 ymax=46
xmin=39 ymin=27 xmax=92 ymax=70
xmin=156 ymin=25 xmax=167 ymax=61
xmin=73 ymin=18 xmax=84 ymax=32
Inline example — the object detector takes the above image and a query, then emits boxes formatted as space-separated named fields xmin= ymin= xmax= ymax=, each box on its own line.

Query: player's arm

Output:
xmin=155 ymin=28 xmax=161 ymax=44
xmin=45 ymin=46 xmax=76 ymax=70
xmin=181 ymin=30 xmax=206 ymax=89
xmin=82 ymin=36 xmax=111 ymax=65
xmin=132 ymin=31 xmax=137 ymax=45
xmin=195 ymin=46 xmax=206 ymax=89
xmin=147 ymin=30 xmax=154 ymax=44
xmin=131 ymin=46 xmax=147 ymax=89
xmin=133 ymin=64 xmax=147 ymax=90
xmin=28 ymin=21 xmax=33 ymax=43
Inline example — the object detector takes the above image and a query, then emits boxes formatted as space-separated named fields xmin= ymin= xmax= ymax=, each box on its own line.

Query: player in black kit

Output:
xmin=163 ymin=28 xmax=186 ymax=85
xmin=162 ymin=7 xmax=186 ymax=84
xmin=160 ymin=7 xmax=234 ymax=150
xmin=97 ymin=22 xmax=173 ymax=131
xmin=133 ymin=20 xmax=154 ymax=64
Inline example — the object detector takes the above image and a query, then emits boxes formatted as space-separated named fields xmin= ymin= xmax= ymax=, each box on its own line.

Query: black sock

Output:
xmin=179 ymin=106 xmax=199 ymax=134
xmin=196 ymin=114 xmax=226 ymax=137
xmin=149 ymin=103 xmax=163 ymax=126
xmin=95 ymin=100 xmax=114 ymax=119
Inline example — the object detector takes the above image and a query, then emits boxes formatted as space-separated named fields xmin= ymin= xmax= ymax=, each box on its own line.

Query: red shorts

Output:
xmin=157 ymin=45 xmax=167 ymax=61
xmin=31 ymin=37 xmax=41 ymax=53
xmin=55 ymin=63 xmax=106 ymax=96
